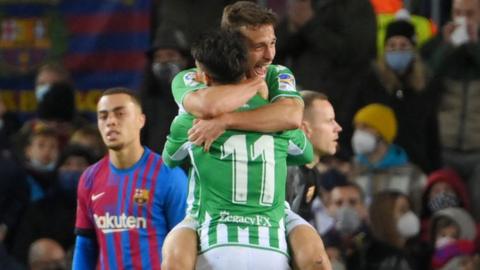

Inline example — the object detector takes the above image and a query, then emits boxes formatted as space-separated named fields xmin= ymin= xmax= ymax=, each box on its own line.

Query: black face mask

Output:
xmin=428 ymin=191 xmax=460 ymax=212
xmin=152 ymin=62 xmax=182 ymax=83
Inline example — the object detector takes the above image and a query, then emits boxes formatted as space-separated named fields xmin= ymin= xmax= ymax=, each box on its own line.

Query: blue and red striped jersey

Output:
xmin=75 ymin=147 xmax=187 ymax=270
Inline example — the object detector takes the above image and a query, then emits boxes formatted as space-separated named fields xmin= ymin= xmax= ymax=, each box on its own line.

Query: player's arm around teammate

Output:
xmin=163 ymin=2 xmax=330 ymax=270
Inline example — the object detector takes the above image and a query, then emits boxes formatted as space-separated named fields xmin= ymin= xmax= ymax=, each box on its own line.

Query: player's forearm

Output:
xmin=72 ymin=235 xmax=98 ymax=270
xmin=184 ymin=80 xmax=259 ymax=119
xmin=224 ymin=98 xmax=303 ymax=132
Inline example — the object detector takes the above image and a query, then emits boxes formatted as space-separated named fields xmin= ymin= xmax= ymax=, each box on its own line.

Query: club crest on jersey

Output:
xmin=133 ymin=189 xmax=149 ymax=205
xmin=278 ymin=73 xmax=295 ymax=92
xmin=183 ymin=72 xmax=201 ymax=87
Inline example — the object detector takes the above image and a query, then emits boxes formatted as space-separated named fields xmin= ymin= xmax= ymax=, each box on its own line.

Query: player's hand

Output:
xmin=188 ymin=116 xmax=227 ymax=152
xmin=257 ymin=79 xmax=269 ymax=100
xmin=244 ymin=73 xmax=268 ymax=99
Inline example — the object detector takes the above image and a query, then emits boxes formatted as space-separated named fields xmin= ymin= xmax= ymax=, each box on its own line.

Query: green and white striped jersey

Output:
xmin=163 ymin=64 xmax=311 ymax=255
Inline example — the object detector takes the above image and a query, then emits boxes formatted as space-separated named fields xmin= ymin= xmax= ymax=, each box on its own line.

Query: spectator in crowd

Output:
xmin=365 ymin=17 xmax=441 ymax=174
xmin=310 ymin=168 xmax=349 ymax=236
xmin=322 ymin=182 xmax=370 ymax=270
xmin=23 ymin=127 xmax=59 ymax=202
xmin=429 ymin=207 xmax=479 ymax=269
xmin=421 ymin=0 xmax=480 ymax=221
xmin=374 ymin=8 xmax=437 ymax=56
xmin=12 ymin=145 xmax=94 ymax=265
xmin=275 ymin=0 xmax=377 ymax=159
xmin=349 ymin=103 xmax=426 ymax=212
xmin=286 ymin=90 xmax=342 ymax=221
xmin=15 ymin=82 xmax=86 ymax=162
xmin=34 ymin=63 xmax=71 ymax=101
xmin=28 ymin=239 xmax=66 ymax=270
xmin=365 ymin=190 xmax=422 ymax=270
xmin=0 ymin=150 xmax=29 ymax=251
xmin=69 ymin=125 xmax=106 ymax=161
xmin=420 ymin=168 xmax=471 ymax=241
xmin=140 ymin=27 xmax=191 ymax=152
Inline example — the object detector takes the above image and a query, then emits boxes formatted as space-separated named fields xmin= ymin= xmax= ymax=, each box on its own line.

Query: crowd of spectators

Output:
xmin=1 ymin=0 xmax=479 ymax=269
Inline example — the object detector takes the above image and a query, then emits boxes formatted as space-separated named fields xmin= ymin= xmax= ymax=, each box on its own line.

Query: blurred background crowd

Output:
xmin=1 ymin=0 xmax=480 ymax=269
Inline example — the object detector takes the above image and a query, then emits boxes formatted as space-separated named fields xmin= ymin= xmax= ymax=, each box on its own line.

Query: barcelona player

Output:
xmin=72 ymin=88 xmax=187 ymax=270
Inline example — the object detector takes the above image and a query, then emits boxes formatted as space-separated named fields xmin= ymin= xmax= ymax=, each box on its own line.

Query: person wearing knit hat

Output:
xmin=353 ymin=103 xmax=397 ymax=144
xmin=148 ymin=27 xmax=190 ymax=85
xmin=140 ymin=26 xmax=192 ymax=153
xmin=385 ymin=19 xmax=417 ymax=46
xmin=350 ymin=103 xmax=427 ymax=213
xmin=384 ymin=18 xmax=417 ymax=75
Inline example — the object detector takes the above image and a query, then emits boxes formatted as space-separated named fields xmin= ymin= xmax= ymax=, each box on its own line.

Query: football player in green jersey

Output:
xmin=162 ymin=2 xmax=331 ymax=270
xmin=164 ymin=29 xmax=315 ymax=269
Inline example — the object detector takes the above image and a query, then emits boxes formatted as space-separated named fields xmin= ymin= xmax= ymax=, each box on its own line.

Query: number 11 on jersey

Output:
xmin=221 ymin=135 xmax=275 ymax=206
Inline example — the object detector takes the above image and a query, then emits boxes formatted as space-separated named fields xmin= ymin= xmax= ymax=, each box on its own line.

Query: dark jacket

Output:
xmin=363 ymin=61 xmax=442 ymax=173
xmin=421 ymin=34 xmax=480 ymax=152
xmin=0 ymin=151 xmax=29 ymax=249
xmin=363 ymin=238 xmax=418 ymax=270
xmin=275 ymin=0 xmax=377 ymax=158
xmin=12 ymin=187 xmax=76 ymax=265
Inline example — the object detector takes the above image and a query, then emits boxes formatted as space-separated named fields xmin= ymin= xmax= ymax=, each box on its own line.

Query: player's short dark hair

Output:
xmin=191 ymin=29 xmax=248 ymax=84
xmin=221 ymin=1 xmax=277 ymax=31
xmin=101 ymin=87 xmax=142 ymax=110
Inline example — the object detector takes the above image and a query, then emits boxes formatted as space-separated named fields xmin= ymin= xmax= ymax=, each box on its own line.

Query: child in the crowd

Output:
xmin=23 ymin=127 xmax=59 ymax=201
xmin=430 ymin=207 xmax=479 ymax=270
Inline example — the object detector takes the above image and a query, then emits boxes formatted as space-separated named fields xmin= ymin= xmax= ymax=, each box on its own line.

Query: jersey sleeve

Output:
xmin=265 ymin=65 xmax=303 ymax=103
xmin=162 ymin=115 xmax=194 ymax=168
xmin=285 ymin=129 xmax=314 ymax=166
xmin=75 ymin=170 xmax=95 ymax=236
xmin=171 ymin=68 xmax=206 ymax=109
xmin=163 ymin=166 xmax=188 ymax=230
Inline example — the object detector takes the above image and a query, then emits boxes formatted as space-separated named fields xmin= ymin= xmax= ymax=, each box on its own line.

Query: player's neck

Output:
xmin=109 ymin=142 xmax=145 ymax=169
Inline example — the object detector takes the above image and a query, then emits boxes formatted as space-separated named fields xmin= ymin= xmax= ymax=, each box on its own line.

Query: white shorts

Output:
xmin=196 ymin=246 xmax=291 ymax=270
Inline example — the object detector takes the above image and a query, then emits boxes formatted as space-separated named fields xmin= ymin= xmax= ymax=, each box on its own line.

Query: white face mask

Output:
xmin=352 ymin=129 xmax=377 ymax=155
xmin=335 ymin=206 xmax=361 ymax=235
xmin=396 ymin=211 xmax=420 ymax=238
xmin=35 ymin=84 xmax=50 ymax=102
xmin=435 ymin=236 xmax=455 ymax=249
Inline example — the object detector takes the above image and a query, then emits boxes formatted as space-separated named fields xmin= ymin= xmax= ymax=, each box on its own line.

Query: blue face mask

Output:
xmin=58 ymin=170 xmax=82 ymax=193
xmin=35 ymin=84 xmax=51 ymax=102
xmin=385 ymin=51 xmax=414 ymax=74
xmin=30 ymin=158 xmax=56 ymax=172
